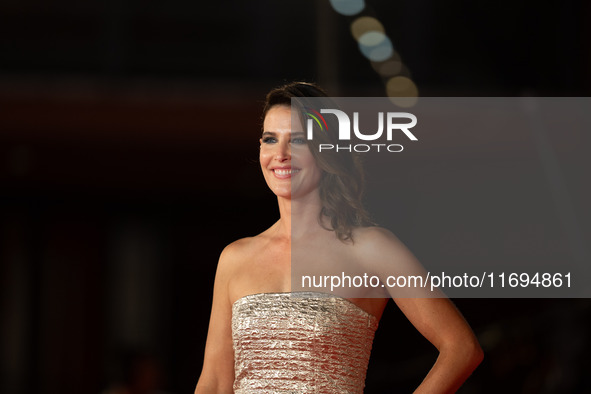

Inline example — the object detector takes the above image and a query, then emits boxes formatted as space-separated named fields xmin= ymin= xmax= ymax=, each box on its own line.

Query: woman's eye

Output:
xmin=291 ymin=138 xmax=306 ymax=145
xmin=262 ymin=137 xmax=276 ymax=143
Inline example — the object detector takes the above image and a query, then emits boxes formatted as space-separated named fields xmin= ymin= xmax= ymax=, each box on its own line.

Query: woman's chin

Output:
xmin=268 ymin=187 xmax=292 ymax=199
xmin=266 ymin=182 xmax=319 ymax=201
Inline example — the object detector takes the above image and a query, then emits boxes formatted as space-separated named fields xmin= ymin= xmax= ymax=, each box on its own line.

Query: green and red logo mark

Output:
xmin=305 ymin=109 xmax=329 ymax=132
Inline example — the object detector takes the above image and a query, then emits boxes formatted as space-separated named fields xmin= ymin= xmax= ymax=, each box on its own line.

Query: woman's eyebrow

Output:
xmin=262 ymin=131 xmax=304 ymax=137
xmin=261 ymin=131 xmax=306 ymax=138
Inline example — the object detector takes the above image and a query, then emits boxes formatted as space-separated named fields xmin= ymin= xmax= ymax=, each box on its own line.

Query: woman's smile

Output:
xmin=272 ymin=167 xmax=301 ymax=178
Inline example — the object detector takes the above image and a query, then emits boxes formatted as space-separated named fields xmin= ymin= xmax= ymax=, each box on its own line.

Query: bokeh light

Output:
xmin=335 ymin=1 xmax=421 ymax=103
xmin=329 ymin=0 xmax=365 ymax=16
xmin=371 ymin=56 xmax=403 ymax=78
xmin=358 ymin=32 xmax=393 ymax=62
xmin=386 ymin=76 xmax=419 ymax=107
xmin=350 ymin=16 xmax=384 ymax=41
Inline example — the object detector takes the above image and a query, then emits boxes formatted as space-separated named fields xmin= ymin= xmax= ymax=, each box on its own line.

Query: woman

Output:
xmin=195 ymin=82 xmax=483 ymax=393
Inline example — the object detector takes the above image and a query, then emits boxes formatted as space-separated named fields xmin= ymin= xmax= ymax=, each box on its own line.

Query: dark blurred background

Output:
xmin=1 ymin=0 xmax=590 ymax=393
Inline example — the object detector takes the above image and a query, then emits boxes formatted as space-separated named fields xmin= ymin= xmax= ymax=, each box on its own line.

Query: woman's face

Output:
xmin=260 ymin=105 xmax=322 ymax=200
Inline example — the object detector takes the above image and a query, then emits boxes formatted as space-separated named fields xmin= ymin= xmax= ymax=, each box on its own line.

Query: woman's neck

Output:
xmin=275 ymin=193 xmax=324 ymax=241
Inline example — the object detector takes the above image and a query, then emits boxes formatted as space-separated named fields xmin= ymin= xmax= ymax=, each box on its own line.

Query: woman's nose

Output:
xmin=275 ymin=141 xmax=290 ymax=160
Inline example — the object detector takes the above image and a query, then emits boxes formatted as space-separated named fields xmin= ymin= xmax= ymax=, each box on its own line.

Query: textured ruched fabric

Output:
xmin=232 ymin=292 xmax=379 ymax=393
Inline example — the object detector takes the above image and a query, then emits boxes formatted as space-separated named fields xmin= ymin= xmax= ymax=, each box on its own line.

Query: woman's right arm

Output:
xmin=194 ymin=245 xmax=236 ymax=394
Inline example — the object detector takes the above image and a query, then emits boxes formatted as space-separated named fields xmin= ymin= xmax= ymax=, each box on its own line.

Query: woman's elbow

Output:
xmin=464 ymin=336 xmax=484 ymax=371
xmin=443 ymin=333 xmax=484 ymax=373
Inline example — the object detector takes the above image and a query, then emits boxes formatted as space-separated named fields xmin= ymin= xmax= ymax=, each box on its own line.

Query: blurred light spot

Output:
xmin=386 ymin=76 xmax=419 ymax=107
xmin=386 ymin=76 xmax=418 ymax=96
xmin=358 ymin=32 xmax=393 ymax=62
xmin=329 ymin=0 xmax=365 ymax=16
xmin=351 ymin=16 xmax=384 ymax=41
xmin=358 ymin=31 xmax=386 ymax=46
xmin=388 ymin=96 xmax=419 ymax=108
xmin=371 ymin=56 xmax=402 ymax=77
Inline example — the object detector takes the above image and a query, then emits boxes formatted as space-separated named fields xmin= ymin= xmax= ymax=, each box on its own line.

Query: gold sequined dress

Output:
xmin=231 ymin=292 xmax=379 ymax=393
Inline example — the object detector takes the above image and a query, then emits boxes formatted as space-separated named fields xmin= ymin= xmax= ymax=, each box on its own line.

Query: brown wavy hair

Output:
xmin=262 ymin=82 xmax=374 ymax=242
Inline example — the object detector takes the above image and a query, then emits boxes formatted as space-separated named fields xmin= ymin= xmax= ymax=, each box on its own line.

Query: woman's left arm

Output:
xmin=393 ymin=297 xmax=483 ymax=393
xmin=358 ymin=228 xmax=483 ymax=393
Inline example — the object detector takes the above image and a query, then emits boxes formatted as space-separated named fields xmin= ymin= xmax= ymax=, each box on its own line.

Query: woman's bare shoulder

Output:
xmin=352 ymin=226 xmax=423 ymax=272
xmin=352 ymin=226 xmax=405 ymax=252
xmin=218 ymin=230 xmax=273 ymax=267
xmin=213 ymin=237 xmax=260 ymax=286
xmin=216 ymin=229 xmax=279 ymax=300
xmin=219 ymin=237 xmax=255 ymax=264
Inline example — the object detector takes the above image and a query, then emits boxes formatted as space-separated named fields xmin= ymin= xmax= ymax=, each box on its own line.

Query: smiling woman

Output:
xmin=194 ymin=82 xmax=483 ymax=394
xmin=259 ymin=105 xmax=322 ymax=200
xmin=261 ymin=83 xmax=375 ymax=243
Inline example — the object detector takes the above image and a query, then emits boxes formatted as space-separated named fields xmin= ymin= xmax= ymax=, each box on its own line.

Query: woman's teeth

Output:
xmin=274 ymin=169 xmax=299 ymax=176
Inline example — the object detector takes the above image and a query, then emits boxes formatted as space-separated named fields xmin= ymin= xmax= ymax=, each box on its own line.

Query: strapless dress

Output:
xmin=231 ymin=292 xmax=379 ymax=393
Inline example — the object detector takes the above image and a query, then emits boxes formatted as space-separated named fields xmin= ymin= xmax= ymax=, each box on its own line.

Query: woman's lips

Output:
xmin=273 ymin=168 xmax=300 ymax=178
